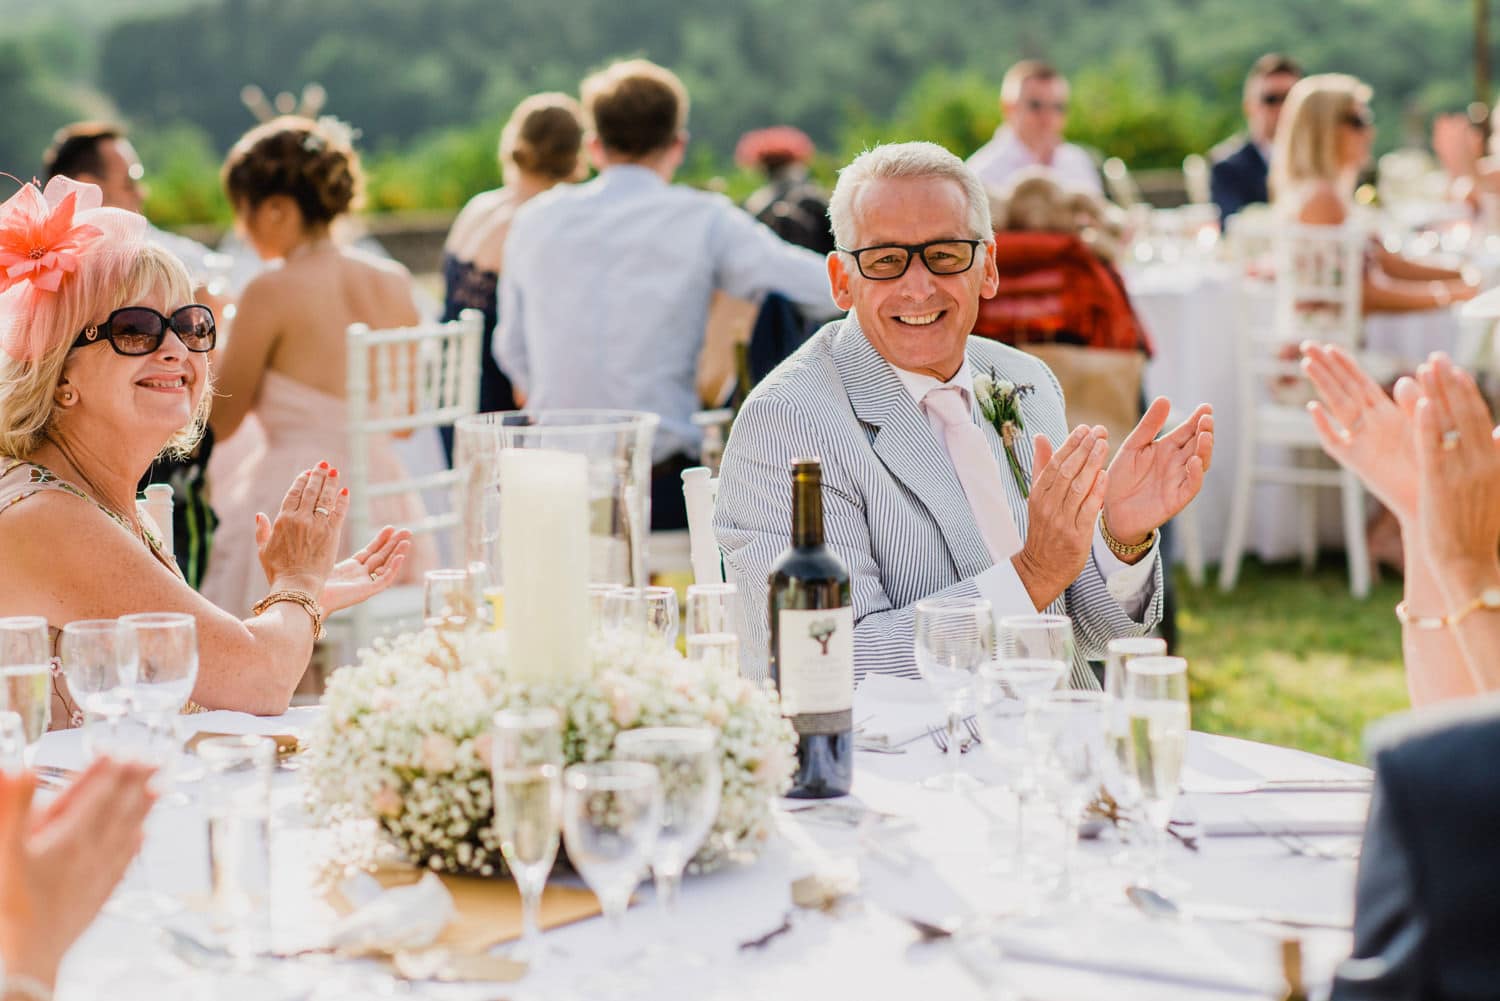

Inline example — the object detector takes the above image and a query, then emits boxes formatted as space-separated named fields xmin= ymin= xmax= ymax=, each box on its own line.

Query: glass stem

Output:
xmin=1057 ymin=806 xmax=1081 ymax=900
xmin=655 ymin=867 xmax=682 ymax=918
xmin=946 ymin=710 xmax=961 ymax=776
xmin=521 ymin=883 xmax=542 ymax=950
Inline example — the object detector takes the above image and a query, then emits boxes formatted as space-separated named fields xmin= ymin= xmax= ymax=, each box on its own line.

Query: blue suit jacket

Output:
xmin=1210 ymin=138 xmax=1269 ymax=221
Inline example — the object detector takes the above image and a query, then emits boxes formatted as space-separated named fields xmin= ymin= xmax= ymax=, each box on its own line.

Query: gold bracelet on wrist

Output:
xmin=1099 ymin=515 xmax=1157 ymax=558
xmin=1396 ymin=586 xmax=1500 ymax=631
xmin=251 ymin=589 xmax=325 ymax=640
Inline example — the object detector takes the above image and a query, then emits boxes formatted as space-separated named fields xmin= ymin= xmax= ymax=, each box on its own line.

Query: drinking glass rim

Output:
xmin=1106 ymin=637 xmax=1168 ymax=655
xmin=494 ymin=706 xmax=562 ymax=731
xmin=613 ymin=726 xmax=718 ymax=755
xmin=61 ymin=618 xmax=124 ymax=635
xmin=0 ymin=616 xmax=47 ymax=631
xmin=686 ymin=583 xmax=737 ymax=597
xmin=118 ymin=612 xmax=196 ymax=628
xmin=914 ymin=597 xmax=993 ymax=616
xmin=564 ymin=760 xmax=660 ymax=791
xmin=981 ymin=657 xmax=1066 ymax=678
xmin=425 ymin=567 xmax=476 ymax=582
xmin=997 ymin=613 xmax=1071 ymax=628
xmin=1035 ymin=690 xmax=1110 ymax=708
xmin=1123 ymin=655 xmax=1188 ymax=677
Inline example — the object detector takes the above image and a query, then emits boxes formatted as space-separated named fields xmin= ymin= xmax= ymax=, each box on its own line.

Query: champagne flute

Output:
xmin=423 ymin=567 xmax=483 ymax=632
xmin=491 ymin=707 xmax=563 ymax=965
xmin=1028 ymin=690 xmax=1109 ymax=903
xmin=685 ymin=584 xmax=740 ymax=673
xmin=1103 ymin=638 xmax=1167 ymax=865
xmin=561 ymin=762 xmax=662 ymax=931
xmin=913 ymin=598 xmax=994 ymax=792
xmin=612 ymin=728 xmax=721 ymax=933
xmin=0 ymin=713 xmax=25 ymax=775
xmin=0 ymin=617 xmax=52 ymax=762
xmin=1123 ymin=656 xmax=1190 ymax=889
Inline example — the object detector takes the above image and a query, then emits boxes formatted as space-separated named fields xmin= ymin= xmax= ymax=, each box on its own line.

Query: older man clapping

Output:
xmin=715 ymin=142 xmax=1213 ymax=686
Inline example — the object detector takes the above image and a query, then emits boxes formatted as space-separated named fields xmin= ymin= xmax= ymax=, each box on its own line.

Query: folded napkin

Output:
xmin=854 ymin=675 xmax=947 ymax=748
xmin=1188 ymin=791 xmax=1371 ymax=838
xmin=329 ymin=872 xmax=455 ymax=955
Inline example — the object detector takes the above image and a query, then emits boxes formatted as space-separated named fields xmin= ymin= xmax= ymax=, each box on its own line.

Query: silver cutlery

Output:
xmin=1126 ymin=885 xmax=1352 ymax=931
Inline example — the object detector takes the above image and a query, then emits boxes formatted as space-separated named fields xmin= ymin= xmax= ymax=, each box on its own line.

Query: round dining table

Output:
xmin=39 ymin=686 xmax=1371 ymax=1001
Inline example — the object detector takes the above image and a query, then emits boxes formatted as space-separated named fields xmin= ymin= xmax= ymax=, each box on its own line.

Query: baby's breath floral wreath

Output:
xmin=973 ymin=368 xmax=1035 ymax=498
xmin=305 ymin=628 xmax=797 ymax=875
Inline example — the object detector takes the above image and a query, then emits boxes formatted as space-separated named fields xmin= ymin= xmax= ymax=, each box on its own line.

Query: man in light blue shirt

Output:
xmin=495 ymin=58 xmax=837 ymax=529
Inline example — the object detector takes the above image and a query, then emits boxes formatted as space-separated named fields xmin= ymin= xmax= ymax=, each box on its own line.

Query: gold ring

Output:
xmin=368 ymin=570 xmax=380 ymax=581
xmin=314 ymin=506 xmax=331 ymax=517
xmin=1442 ymin=430 xmax=1461 ymax=451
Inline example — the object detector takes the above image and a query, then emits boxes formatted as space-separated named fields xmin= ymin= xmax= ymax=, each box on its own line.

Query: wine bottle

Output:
xmin=768 ymin=457 xmax=853 ymax=798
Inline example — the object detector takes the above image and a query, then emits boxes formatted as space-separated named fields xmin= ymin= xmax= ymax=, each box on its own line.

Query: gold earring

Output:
xmin=59 ymin=387 xmax=77 ymax=405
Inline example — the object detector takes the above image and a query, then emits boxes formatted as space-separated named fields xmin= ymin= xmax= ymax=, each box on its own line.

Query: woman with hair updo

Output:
xmin=0 ymin=176 xmax=411 ymax=725
xmin=201 ymin=115 xmax=436 ymax=617
xmin=439 ymin=92 xmax=585 ymax=434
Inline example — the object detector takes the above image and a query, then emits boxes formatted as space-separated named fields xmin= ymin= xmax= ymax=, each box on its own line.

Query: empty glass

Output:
xmin=913 ymin=598 xmax=994 ymax=791
xmin=998 ymin=614 xmax=1076 ymax=671
xmin=199 ymin=735 xmax=275 ymax=960
xmin=59 ymin=619 xmax=136 ymax=718
xmin=1028 ymin=690 xmax=1109 ymax=900
xmin=612 ymin=728 xmax=721 ymax=917
xmin=641 ymin=587 xmax=679 ymax=650
xmin=119 ymin=613 xmax=198 ymax=722
xmin=561 ymin=762 xmax=662 ymax=931
xmin=588 ymin=584 xmax=621 ymax=639
xmin=491 ymin=707 xmax=563 ymax=965
xmin=423 ymin=567 xmax=484 ymax=632
xmin=0 ymin=617 xmax=51 ymax=759
xmin=976 ymin=658 xmax=1068 ymax=874
xmin=1122 ymin=656 xmax=1190 ymax=887
xmin=685 ymin=584 xmax=740 ymax=672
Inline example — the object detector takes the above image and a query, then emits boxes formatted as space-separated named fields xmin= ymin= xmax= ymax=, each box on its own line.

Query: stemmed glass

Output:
xmin=561 ymin=761 xmax=662 ymax=932
xmin=491 ymin=708 xmax=563 ymax=966
xmin=1027 ymin=690 xmax=1109 ymax=903
xmin=1102 ymin=638 xmax=1167 ymax=866
xmin=998 ymin=614 xmax=1076 ymax=671
xmin=1121 ymin=656 xmax=1190 ymax=889
xmin=684 ymin=584 xmax=740 ymax=671
xmin=0 ymin=617 xmax=53 ymax=763
xmin=58 ymin=619 xmax=136 ymax=720
xmin=975 ymin=657 xmax=1067 ymax=877
xmin=612 ymin=727 xmax=721 ymax=941
xmin=0 ymin=713 xmax=25 ymax=775
xmin=913 ymin=598 xmax=994 ymax=791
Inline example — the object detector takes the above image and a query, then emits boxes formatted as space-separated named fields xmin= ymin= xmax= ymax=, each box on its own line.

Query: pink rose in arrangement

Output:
xmin=420 ymin=733 xmax=457 ymax=773
xmin=610 ymin=684 xmax=640 ymax=728
xmin=371 ymin=785 xmax=404 ymax=819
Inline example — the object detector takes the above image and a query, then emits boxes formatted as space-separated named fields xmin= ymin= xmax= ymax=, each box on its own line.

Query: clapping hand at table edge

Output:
xmin=1101 ymin=397 xmax=1215 ymax=548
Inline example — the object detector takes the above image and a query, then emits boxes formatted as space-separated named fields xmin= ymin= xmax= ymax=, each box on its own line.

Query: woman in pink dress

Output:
xmin=203 ymin=116 xmax=436 ymax=616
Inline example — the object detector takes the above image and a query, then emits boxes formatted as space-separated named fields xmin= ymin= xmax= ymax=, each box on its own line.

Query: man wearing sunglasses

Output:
xmin=1210 ymin=53 xmax=1303 ymax=221
xmin=967 ymin=60 xmax=1102 ymax=197
xmin=716 ymin=142 xmax=1213 ymax=686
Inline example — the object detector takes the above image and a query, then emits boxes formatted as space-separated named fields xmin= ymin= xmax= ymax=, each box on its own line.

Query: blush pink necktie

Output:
xmin=922 ymin=385 xmax=1024 ymax=563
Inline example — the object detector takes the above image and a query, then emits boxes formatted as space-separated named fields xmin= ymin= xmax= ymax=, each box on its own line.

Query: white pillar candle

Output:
xmin=498 ymin=448 xmax=592 ymax=683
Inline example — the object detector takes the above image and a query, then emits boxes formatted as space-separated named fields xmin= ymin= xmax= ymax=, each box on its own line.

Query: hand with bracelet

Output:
xmin=1100 ymin=397 xmax=1215 ymax=560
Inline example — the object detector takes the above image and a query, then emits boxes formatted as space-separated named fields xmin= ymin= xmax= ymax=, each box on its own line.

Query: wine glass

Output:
xmin=491 ymin=708 xmax=563 ymax=966
xmin=59 ymin=619 xmax=136 ymax=718
xmin=975 ymin=658 xmax=1067 ymax=878
xmin=1122 ymin=656 xmax=1190 ymax=888
xmin=561 ymin=762 xmax=662 ymax=932
xmin=998 ymin=614 xmax=1076 ymax=673
xmin=913 ymin=598 xmax=994 ymax=791
xmin=685 ymin=584 xmax=740 ymax=671
xmin=1027 ymin=690 xmax=1109 ymax=902
xmin=1102 ymin=637 xmax=1166 ymax=865
xmin=0 ymin=617 xmax=53 ymax=762
xmin=423 ymin=568 xmax=483 ymax=632
xmin=612 ymin=728 xmax=721 ymax=937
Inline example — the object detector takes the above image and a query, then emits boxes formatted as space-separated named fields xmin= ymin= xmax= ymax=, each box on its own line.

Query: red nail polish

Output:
xmin=318 ymin=461 xmax=329 ymax=469
xmin=330 ymin=468 xmax=339 ymax=478
xmin=340 ymin=487 xmax=349 ymax=496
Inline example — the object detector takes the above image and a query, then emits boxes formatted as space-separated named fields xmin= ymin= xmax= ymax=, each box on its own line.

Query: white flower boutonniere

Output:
xmin=975 ymin=367 xmax=1035 ymax=498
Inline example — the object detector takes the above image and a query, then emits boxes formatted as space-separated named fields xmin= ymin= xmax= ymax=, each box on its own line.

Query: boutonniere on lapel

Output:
xmin=973 ymin=369 xmax=1035 ymax=498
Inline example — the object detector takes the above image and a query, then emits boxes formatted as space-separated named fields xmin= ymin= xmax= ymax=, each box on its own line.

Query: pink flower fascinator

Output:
xmin=0 ymin=176 xmax=145 ymax=363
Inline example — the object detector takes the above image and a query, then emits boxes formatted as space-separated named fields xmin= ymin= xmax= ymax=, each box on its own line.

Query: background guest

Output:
xmin=967 ymin=60 xmax=1102 ymax=196
xmin=438 ymin=91 xmax=585 ymax=456
xmin=0 ymin=176 xmax=410 ymax=721
xmin=495 ymin=59 xmax=835 ymax=530
xmin=737 ymin=125 xmax=836 ymax=254
xmin=1209 ymin=53 xmax=1303 ymax=221
xmin=202 ymin=115 xmax=435 ymax=617
xmin=1272 ymin=74 xmax=1476 ymax=313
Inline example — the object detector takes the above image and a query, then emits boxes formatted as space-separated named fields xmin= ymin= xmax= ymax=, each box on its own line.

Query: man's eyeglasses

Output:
xmin=1023 ymin=99 xmax=1069 ymax=115
xmin=836 ymin=240 xmax=984 ymax=281
xmin=1342 ymin=108 xmax=1375 ymax=131
xmin=73 ymin=305 xmax=216 ymax=356
xmin=1259 ymin=92 xmax=1291 ymax=107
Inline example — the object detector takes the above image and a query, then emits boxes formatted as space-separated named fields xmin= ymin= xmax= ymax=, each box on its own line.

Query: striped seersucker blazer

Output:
xmin=713 ymin=314 xmax=1163 ymax=689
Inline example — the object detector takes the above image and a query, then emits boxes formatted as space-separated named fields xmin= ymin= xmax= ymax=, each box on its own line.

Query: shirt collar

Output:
xmin=596 ymin=163 xmax=668 ymax=190
xmin=890 ymin=356 xmax=975 ymax=411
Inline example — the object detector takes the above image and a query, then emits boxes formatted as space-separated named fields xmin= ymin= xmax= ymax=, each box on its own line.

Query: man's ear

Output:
xmin=979 ymin=241 xmax=1000 ymax=301
xmin=828 ymin=252 xmax=854 ymax=312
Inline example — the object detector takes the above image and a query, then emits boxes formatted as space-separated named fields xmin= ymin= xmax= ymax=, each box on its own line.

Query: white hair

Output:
xmin=828 ymin=141 xmax=993 ymax=250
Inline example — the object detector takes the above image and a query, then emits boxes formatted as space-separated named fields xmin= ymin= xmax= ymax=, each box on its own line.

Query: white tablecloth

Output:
xmin=39 ymin=694 xmax=1372 ymax=1001
xmin=1127 ymin=261 xmax=1472 ymax=565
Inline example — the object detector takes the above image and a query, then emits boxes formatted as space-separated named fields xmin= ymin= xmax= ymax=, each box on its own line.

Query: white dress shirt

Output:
xmin=889 ymin=360 xmax=1157 ymax=619
xmin=496 ymin=165 xmax=837 ymax=462
xmin=967 ymin=125 xmax=1103 ymax=196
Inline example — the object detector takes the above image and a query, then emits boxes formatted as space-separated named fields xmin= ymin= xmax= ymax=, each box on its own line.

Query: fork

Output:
xmin=927 ymin=725 xmax=950 ymax=753
xmin=961 ymin=716 xmax=983 ymax=746
xmin=1245 ymin=817 xmax=1361 ymax=861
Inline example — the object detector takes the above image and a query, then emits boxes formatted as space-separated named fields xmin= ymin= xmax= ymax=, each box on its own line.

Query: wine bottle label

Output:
xmin=777 ymin=607 xmax=854 ymax=735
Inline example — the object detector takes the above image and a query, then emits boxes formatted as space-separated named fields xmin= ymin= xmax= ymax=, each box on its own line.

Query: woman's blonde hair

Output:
xmin=1270 ymin=73 xmax=1373 ymax=201
xmin=0 ymin=238 xmax=211 ymax=461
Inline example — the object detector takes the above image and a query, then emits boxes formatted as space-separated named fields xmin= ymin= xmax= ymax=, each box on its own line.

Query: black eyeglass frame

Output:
xmin=835 ymin=239 xmax=986 ymax=281
xmin=1258 ymin=92 xmax=1290 ymax=107
xmin=1341 ymin=108 xmax=1375 ymax=131
xmin=72 ymin=305 xmax=217 ymax=356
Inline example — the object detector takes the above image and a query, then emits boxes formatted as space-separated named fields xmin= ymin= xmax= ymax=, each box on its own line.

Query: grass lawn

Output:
xmin=1176 ymin=557 xmax=1411 ymax=765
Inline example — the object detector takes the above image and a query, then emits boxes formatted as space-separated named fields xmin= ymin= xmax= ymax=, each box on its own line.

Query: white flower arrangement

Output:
xmin=304 ymin=627 xmax=797 ymax=876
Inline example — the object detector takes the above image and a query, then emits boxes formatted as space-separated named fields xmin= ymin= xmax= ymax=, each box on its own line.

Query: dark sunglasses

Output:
xmin=1342 ymin=108 xmax=1375 ymax=131
xmin=836 ymin=239 xmax=984 ymax=281
xmin=1259 ymin=92 xmax=1291 ymax=107
xmin=1023 ymin=99 xmax=1069 ymax=114
xmin=73 ymin=305 xmax=217 ymax=356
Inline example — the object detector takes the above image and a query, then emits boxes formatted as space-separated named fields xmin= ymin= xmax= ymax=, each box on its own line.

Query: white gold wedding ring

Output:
xmin=1442 ymin=429 xmax=1461 ymax=451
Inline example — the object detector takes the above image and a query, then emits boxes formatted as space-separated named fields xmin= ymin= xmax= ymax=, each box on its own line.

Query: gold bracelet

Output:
xmin=1099 ymin=514 xmax=1157 ymax=558
xmin=251 ymin=589 xmax=325 ymax=640
xmin=1396 ymin=586 xmax=1500 ymax=631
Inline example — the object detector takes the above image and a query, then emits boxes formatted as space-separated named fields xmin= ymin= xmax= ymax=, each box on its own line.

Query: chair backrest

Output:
xmin=1102 ymin=157 xmax=1141 ymax=208
xmin=136 ymin=483 xmax=174 ymax=559
xmin=345 ymin=308 xmax=483 ymax=554
xmin=681 ymin=466 xmax=723 ymax=585
xmin=1271 ymin=222 xmax=1365 ymax=350
xmin=1182 ymin=153 xmax=1211 ymax=206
